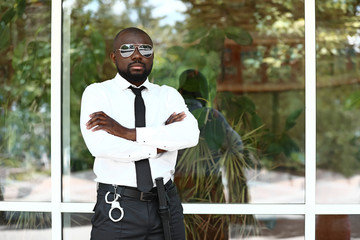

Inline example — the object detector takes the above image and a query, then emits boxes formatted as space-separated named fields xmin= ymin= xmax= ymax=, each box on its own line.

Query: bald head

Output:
xmin=112 ymin=27 xmax=153 ymax=52
xmin=110 ymin=27 xmax=154 ymax=86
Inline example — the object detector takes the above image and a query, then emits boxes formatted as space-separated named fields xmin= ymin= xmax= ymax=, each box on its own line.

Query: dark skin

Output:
xmin=86 ymin=29 xmax=186 ymax=152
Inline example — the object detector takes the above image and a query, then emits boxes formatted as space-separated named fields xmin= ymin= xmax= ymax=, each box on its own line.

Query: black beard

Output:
xmin=117 ymin=62 xmax=153 ymax=83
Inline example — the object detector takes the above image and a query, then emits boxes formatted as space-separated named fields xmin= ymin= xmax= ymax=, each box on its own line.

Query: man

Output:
xmin=80 ymin=27 xmax=199 ymax=240
xmin=175 ymin=69 xmax=256 ymax=239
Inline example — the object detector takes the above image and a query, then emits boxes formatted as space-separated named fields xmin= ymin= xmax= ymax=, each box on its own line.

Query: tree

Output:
xmin=0 ymin=0 xmax=51 ymax=172
xmin=316 ymin=0 xmax=360 ymax=177
xmin=0 ymin=0 xmax=51 ymax=228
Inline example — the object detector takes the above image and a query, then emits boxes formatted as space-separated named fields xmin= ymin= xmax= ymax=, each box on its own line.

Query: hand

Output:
xmin=86 ymin=111 xmax=135 ymax=140
xmin=157 ymin=148 xmax=167 ymax=154
xmin=157 ymin=112 xmax=187 ymax=154
xmin=165 ymin=112 xmax=186 ymax=125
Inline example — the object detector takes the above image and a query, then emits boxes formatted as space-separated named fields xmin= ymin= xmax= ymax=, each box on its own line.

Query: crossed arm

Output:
xmin=85 ymin=111 xmax=186 ymax=153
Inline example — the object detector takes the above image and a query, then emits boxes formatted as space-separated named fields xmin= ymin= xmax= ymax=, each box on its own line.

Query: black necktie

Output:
xmin=129 ymin=86 xmax=153 ymax=192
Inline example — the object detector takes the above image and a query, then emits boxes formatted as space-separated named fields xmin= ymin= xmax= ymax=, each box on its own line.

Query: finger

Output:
xmin=86 ymin=113 xmax=109 ymax=128
xmin=165 ymin=112 xmax=176 ymax=125
xmin=168 ymin=112 xmax=176 ymax=120
xmin=167 ymin=115 xmax=179 ymax=124
xmin=91 ymin=125 xmax=110 ymax=133
xmin=177 ymin=112 xmax=186 ymax=119
xmin=86 ymin=118 xmax=108 ymax=129
xmin=173 ymin=112 xmax=186 ymax=121
xmin=86 ymin=117 xmax=101 ymax=129
xmin=166 ymin=112 xmax=187 ymax=125
xmin=91 ymin=125 xmax=103 ymax=132
xmin=89 ymin=111 xmax=106 ymax=118
xmin=90 ymin=122 xmax=113 ymax=132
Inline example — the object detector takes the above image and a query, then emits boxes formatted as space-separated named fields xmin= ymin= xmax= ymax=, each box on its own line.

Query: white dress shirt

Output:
xmin=80 ymin=74 xmax=199 ymax=187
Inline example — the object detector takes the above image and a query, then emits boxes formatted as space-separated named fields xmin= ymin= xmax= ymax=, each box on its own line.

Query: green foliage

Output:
xmin=192 ymin=108 xmax=226 ymax=150
xmin=0 ymin=0 xmax=51 ymax=171
xmin=1 ymin=0 xmax=359 ymax=236
xmin=176 ymin=106 xmax=260 ymax=238
xmin=0 ymin=0 xmax=52 ymax=229
xmin=315 ymin=0 xmax=360 ymax=177
xmin=216 ymin=91 xmax=304 ymax=173
xmin=3 ymin=211 xmax=51 ymax=229
xmin=216 ymin=92 xmax=263 ymax=131
xmin=345 ymin=90 xmax=360 ymax=110
xmin=318 ymin=85 xmax=360 ymax=177
xmin=153 ymin=24 xmax=253 ymax=108
xmin=285 ymin=108 xmax=303 ymax=131
xmin=224 ymin=26 xmax=253 ymax=46
xmin=153 ymin=44 xmax=221 ymax=104
xmin=184 ymin=214 xmax=258 ymax=239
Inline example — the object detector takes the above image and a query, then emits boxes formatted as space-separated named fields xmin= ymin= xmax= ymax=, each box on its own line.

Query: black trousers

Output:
xmin=90 ymin=182 xmax=185 ymax=240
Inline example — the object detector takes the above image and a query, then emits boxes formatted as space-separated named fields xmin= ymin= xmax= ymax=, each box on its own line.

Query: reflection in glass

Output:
xmin=0 ymin=0 xmax=51 ymax=201
xmin=0 ymin=211 xmax=51 ymax=240
xmin=184 ymin=214 xmax=303 ymax=240
xmin=316 ymin=215 xmax=360 ymax=240
xmin=174 ymin=2 xmax=305 ymax=204
xmin=316 ymin=1 xmax=360 ymax=203
xmin=61 ymin=213 xmax=304 ymax=240
xmin=62 ymin=0 xmax=305 ymax=203
xmin=63 ymin=213 xmax=92 ymax=240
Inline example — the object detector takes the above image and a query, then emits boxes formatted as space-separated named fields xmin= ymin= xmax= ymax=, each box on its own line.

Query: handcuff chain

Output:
xmin=105 ymin=191 xmax=124 ymax=222
xmin=113 ymin=184 xmax=118 ymax=199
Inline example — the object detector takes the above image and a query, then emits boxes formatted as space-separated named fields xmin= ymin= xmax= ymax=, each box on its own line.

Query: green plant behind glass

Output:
xmin=0 ymin=0 xmax=52 ymax=229
xmin=0 ymin=0 xmax=51 ymax=173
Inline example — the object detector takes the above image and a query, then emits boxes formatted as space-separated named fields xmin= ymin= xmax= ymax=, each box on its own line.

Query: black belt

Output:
xmin=98 ymin=180 xmax=174 ymax=202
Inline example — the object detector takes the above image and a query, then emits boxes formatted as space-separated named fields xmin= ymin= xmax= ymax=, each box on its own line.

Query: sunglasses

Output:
xmin=116 ymin=44 xmax=153 ymax=58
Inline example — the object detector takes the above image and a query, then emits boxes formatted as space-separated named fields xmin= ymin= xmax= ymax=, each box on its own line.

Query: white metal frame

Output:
xmin=1 ymin=0 xmax=360 ymax=239
xmin=304 ymin=0 xmax=316 ymax=238
xmin=50 ymin=0 xmax=63 ymax=238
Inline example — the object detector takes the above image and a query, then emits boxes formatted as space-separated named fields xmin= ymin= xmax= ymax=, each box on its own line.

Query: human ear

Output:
xmin=110 ymin=52 xmax=116 ymax=64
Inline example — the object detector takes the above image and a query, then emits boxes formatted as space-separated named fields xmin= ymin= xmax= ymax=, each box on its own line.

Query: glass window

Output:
xmin=2 ymin=0 xmax=359 ymax=240
xmin=62 ymin=0 xmax=305 ymax=205
xmin=0 ymin=211 xmax=51 ymax=240
xmin=0 ymin=0 xmax=51 ymax=202
xmin=316 ymin=215 xmax=360 ymax=239
xmin=316 ymin=0 xmax=360 ymax=203
xmin=185 ymin=214 xmax=304 ymax=239
xmin=171 ymin=1 xmax=305 ymax=204
xmin=61 ymin=213 xmax=304 ymax=240
xmin=63 ymin=213 xmax=92 ymax=240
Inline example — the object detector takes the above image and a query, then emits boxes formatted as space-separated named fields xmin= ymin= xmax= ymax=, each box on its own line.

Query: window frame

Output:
xmin=1 ymin=0 xmax=360 ymax=239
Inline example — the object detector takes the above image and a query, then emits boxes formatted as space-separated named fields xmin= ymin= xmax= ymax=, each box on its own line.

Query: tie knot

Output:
xmin=129 ymin=86 xmax=146 ymax=96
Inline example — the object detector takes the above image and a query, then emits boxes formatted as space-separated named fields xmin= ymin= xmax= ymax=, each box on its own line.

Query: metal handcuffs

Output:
xmin=105 ymin=191 xmax=124 ymax=222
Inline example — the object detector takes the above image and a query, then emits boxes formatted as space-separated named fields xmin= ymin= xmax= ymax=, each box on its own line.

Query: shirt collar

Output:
xmin=114 ymin=73 xmax=151 ymax=91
